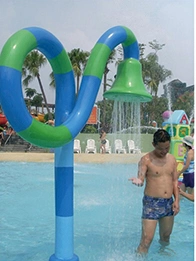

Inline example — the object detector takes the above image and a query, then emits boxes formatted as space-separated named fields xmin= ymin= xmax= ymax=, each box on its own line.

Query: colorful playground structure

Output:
xmin=162 ymin=109 xmax=191 ymax=172
xmin=31 ymin=112 xmax=45 ymax=122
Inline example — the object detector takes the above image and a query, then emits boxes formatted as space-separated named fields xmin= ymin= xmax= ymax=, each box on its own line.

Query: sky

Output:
xmin=0 ymin=0 xmax=194 ymax=103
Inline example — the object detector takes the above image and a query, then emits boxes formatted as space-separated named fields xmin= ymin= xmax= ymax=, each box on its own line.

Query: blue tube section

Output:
xmin=123 ymin=41 xmax=139 ymax=60
xmin=55 ymin=143 xmax=74 ymax=168
xmin=55 ymin=216 xmax=74 ymax=260
xmin=65 ymin=75 xmax=101 ymax=137
xmin=55 ymin=166 xmax=73 ymax=217
xmin=51 ymin=141 xmax=77 ymax=260
xmin=25 ymin=27 xmax=64 ymax=59
xmin=97 ymin=26 xmax=127 ymax=50
xmin=54 ymin=71 xmax=76 ymax=125
xmin=49 ymin=254 xmax=79 ymax=261
xmin=0 ymin=67 xmax=32 ymax=132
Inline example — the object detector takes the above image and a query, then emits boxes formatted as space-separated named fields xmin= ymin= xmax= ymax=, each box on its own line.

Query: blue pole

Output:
xmin=49 ymin=144 xmax=78 ymax=261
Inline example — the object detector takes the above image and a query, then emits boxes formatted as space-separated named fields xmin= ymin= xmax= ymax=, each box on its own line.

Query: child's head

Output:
xmin=182 ymin=136 xmax=194 ymax=149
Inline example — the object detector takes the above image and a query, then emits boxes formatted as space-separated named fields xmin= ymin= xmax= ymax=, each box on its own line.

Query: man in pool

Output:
xmin=129 ymin=129 xmax=179 ymax=254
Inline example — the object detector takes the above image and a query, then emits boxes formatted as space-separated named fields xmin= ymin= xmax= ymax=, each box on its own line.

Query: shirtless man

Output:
xmin=129 ymin=129 xmax=180 ymax=254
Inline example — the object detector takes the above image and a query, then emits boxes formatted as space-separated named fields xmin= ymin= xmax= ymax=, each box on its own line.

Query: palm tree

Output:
xmin=142 ymin=53 xmax=171 ymax=97
xmin=49 ymin=72 xmax=55 ymax=88
xmin=24 ymin=87 xmax=37 ymax=112
xmin=140 ymin=41 xmax=172 ymax=97
xmin=31 ymin=94 xmax=43 ymax=114
xmin=68 ymin=48 xmax=90 ymax=93
xmin=22 ymin=50 xmax=52 ymax=119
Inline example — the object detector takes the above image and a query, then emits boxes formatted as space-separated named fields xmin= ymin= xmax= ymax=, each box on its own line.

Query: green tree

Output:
xmin=97 ymin=100 xmax=114 ymax=132
xmin=31 ymin=94 xmax=43 ymax=114
xmin=140 ymin=41 xmax=172 ymax=97
xmin=172 ymin=91 xmax=194 ymax=119
xmin=141 ymin=96 xmax=168 ymax=128
xmin=22 ymin=50 xmax=52 ymax=119
xmin=49 ymin=72 xmax=55 ymax=88
xmin=140 ymin=41 xmax=172 ymax=121
xmin=24 ymin=87 xmax=37 ymax=112
xmin=68 ymin=48 xmax=90 ymax=93
xmin=81 ymin=125 xmax=97 ymax=133
xmin=149 ymin=40 xmax=165 ymax=53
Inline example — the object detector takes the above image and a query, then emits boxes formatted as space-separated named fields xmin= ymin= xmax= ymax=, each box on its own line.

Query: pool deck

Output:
xmin=0 ymin=152 xmax=145 ymax=163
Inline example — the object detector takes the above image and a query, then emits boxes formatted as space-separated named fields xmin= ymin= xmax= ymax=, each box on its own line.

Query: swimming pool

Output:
xmin=0 ymin=161 xmax=194 ymax=261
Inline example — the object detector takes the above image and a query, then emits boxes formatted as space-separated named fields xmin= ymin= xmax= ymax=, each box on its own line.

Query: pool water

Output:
xmin=0 ymin=161 xmax=194 ymax=261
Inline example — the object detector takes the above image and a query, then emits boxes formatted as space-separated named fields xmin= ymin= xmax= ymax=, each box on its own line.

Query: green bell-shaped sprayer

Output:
xmin=104 ymin=58 xmax=152 ymax=102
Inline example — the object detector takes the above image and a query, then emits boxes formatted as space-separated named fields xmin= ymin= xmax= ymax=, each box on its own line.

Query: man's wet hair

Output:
xmin=153 ymin=129 xmax=171 ymax=145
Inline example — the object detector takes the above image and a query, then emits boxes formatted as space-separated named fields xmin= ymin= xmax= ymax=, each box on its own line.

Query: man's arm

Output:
xmin=173 ymin=158 xmax=180 ymax=215
xmin=129 ymin=156 xmax=147 ymax=186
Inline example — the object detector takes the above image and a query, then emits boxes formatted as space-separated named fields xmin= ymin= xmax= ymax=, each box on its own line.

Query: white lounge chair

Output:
xmin=85 ymin=139 xmax=97 ymax=154
xmin=127 ymin=139 xmax=141 ymax=154
xmin=114 ymin=139 xmax=126 ymax=154
xmin=74 ymin=139 xmax=81 ymax=153
xmin=100 ymin=139 xmax=111 ymax=154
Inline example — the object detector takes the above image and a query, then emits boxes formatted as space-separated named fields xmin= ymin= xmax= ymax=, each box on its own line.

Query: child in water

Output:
xmin=177 ymin=135 xmax=194 ymax=195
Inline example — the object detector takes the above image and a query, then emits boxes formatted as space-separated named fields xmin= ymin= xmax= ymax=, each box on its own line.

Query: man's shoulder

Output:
xmin=167 ymin=153 xmax=177 ymax=162
xmin=167 ymin=153 xmax=176 ymax=159
xmin=141 ymin=152 xmax=151 ymax=162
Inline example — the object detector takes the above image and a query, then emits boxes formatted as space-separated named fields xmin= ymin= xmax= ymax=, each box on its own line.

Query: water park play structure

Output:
xmin=0 ymin=26 xmax=151 ymax=261
xmin=162 ymin=109 xmax=191 ymax=180
xmin=32 ymin=112 xmax=45 ymax=122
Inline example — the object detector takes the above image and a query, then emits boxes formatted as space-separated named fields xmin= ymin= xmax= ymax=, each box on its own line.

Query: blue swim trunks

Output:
xmin=142 ymin=195 xmax=174 ymax=220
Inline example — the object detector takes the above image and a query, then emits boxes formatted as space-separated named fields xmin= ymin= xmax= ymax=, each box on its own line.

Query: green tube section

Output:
xmin=18 ymin=119 xmax=72 ymax=148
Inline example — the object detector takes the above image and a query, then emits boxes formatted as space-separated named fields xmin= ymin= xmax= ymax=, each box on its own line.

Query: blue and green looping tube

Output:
xmin=0 ymin=26 xmax=139 ymax=148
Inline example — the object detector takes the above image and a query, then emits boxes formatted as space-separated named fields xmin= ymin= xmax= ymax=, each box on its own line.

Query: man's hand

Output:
xmin=173 ymin=201 xmax=180 ymax=216
xmin=128 ymin=177 xmax=143 ymax=186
